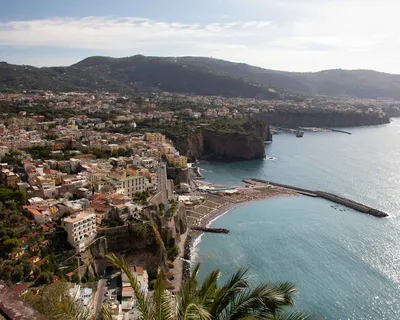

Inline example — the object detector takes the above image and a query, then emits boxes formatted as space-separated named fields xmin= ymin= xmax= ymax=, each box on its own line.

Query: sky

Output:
xmin=1 ymin=0 xmax=400 ymax=73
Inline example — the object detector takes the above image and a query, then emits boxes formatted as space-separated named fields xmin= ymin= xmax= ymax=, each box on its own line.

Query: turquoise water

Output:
xmin=195 ymin=118 xmax=400 ymax=319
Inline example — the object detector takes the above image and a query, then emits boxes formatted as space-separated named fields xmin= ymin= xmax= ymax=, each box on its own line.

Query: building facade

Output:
xmin=144 ymin=133 xmax=166 ymax=144
xmin=62 ymin=211 xmax=97 ymax=250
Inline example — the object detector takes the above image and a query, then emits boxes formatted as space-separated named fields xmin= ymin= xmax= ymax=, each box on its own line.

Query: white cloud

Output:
xmin=2 ymin=0 xmax=400 ymax=72
xmin=0 ymin=17 xmax=272 ymax=50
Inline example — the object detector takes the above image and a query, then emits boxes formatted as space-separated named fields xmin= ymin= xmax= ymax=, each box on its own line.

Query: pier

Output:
xmin=328 ymin=128 xmax=352 ymax=134
xmin=191 ymin=227 xmax=230 ymax=234
xmin=244 ymin=179 xmax=388 ymax=218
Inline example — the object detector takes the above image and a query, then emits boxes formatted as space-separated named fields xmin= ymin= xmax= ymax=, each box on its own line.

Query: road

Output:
xmin=94 ymin=279 xmax=106 ymax=318
xmin=158 ymin=164 xmax=168 ymax=203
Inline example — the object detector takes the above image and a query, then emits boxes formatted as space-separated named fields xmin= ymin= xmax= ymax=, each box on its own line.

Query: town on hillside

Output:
xmin=0 ymin=90 xmax=296 ymax=319
xmin=0 ymin=89 xmax=399 ymax=319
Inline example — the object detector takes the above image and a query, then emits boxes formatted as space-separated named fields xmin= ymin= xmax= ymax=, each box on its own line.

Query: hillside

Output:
xmin=2 ymin=55 xmax=400 ymax=100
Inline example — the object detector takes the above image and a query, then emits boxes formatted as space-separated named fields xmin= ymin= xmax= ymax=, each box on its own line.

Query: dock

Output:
xmin=244 ymin=179 xmax=388 ymax=218
xmin=328 ymin=128 xmax=352 ymax=134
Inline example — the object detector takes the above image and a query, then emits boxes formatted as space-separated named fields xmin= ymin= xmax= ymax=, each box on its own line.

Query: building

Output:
xmin=166 ymin=154 xmax=188 ymax=168
xmin=121 ymin=265 xmax=149 ymax=309
xmin=0 ymin=168 xmax=21 ymax=188
xmin=144 ymin=133 xmax=166 ymax=144
xmin=117 ymin=172 xmax=147 ymax=198
xmin=62 ymin=211 xmax=97 ymax=250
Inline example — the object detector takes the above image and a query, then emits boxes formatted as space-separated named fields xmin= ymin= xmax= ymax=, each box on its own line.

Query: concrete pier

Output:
xmin=244 ymin=179 xmax=389 ymax=218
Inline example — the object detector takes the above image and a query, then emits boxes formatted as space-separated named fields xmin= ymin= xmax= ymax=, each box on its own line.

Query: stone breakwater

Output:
xmin=245 ymin=179 xmax=389 ymax=218
xmin=182 ymin=233 xmax=192 ymax=282
xmin=191 ymin=227 xmax=230 ymax=234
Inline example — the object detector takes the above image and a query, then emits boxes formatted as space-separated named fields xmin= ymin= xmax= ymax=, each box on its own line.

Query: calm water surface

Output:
xmin=195 ymin=119 xmax=400 ymax=320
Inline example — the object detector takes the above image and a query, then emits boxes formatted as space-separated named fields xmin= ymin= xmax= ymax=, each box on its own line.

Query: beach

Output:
xmin=170 ymin=184 xmax=296 ymax=290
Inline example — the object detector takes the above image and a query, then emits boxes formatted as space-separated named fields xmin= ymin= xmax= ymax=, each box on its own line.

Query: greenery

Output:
xmin=1 ymin=56 xmax=280 ymax=98
xmin=131 ymin=222 xmax=151 ymax=240
xmin=166 ymin=245 xmax=179 ymax=261
xmin=0 ymin=187 xmax=27 ymax=207
xmin=101 ymin=254 xmax=319 ymax=320
xmin=3 ymin=238 xmax=20 ymax=253
xmin=23 ymin=282 xmax=92 ymax=320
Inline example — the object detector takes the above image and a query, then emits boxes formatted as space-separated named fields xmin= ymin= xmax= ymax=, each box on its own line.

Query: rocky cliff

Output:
xmin=173 ymin=121 xmax=271 ymax=161
xmin=173 ymin=133 xmax=204 ymax=161
xmin=202 ymin=129 xmax=265 ymax=160
xmin=256 ymin=111 xmax=389 ymax=128
xmin=83 ymin=207 xmax=189 ymax=278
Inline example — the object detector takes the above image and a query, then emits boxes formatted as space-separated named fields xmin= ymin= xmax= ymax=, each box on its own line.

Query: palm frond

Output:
xmin=100 ymin=304 xmax=113 ymax=320
xmin=274 ymin=310 xmax=324 ymax=320
xmin=209 ymin=266 xmax=249 ymax=318
xmin=153 ymin=268 xmax=174 ymax=320
xmin=53 ymin=298 xmax=93 ymax=320
xmin=106 ymin=253 xmax=152 ymax=320
xmin=198 ymin=269 xmax=220 ymax=308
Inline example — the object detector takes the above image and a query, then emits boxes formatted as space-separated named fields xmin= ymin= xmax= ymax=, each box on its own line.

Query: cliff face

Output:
xmin=256 ymin=112 xmax=389 ymax=128
xmin=173 ymin=122 xmax=271 ymax=161
xmin=95 ymin=223 xmax=168 ymax=278
xmin=202 ymin=129 xmax=265 ymax=160
xmin=173 ymin=134 xmax=204 ymax=161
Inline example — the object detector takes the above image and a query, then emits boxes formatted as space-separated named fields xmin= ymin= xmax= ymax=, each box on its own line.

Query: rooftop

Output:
xmin=63 ymin=211 xmax=95 ymax=223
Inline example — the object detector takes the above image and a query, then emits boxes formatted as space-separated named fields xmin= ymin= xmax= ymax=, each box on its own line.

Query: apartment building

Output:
xmin=144 ymin=132 xmax=166 ymax=144
xmin=166 ymin=154 xmax=188 ymax=168
xmin=117 ymin=173 xmax=147 ymax=198
xmin=62 ymin=211 xmax=97 ymax=250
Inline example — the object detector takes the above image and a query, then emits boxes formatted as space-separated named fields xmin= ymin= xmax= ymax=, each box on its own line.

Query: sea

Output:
xmin=193 ymin=118 xmax=400 ymax=320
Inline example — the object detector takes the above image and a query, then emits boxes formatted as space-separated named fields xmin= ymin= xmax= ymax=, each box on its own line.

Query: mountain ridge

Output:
xmin=2 ymin=55 xmax=400 ymax=100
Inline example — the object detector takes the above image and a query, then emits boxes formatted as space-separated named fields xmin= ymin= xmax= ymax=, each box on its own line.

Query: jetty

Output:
xmin=191 ymin=227 xmax=230 ymax=234
xmin=328 ymin=128 xmax=352 ymax=134
xmin=244 ymin=179 xmax=388 ymax=218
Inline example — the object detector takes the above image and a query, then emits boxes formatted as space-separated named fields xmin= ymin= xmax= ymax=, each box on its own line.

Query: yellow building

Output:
xmin=144 ymin=133 xmax=166 ymax=144
xmin=0 ymin=169 xmax=21 ymax=189
xmin=166 ymin=154 xmax=188 ymax=168
xmin=159 ymin=144 xmax=172 ymax=155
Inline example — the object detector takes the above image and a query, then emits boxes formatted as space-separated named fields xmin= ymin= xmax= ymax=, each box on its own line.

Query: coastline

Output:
xmin=189 ymin=189 xmax=296 ymax=261
xmin=171 ymin=184 xmax=296 ymax=290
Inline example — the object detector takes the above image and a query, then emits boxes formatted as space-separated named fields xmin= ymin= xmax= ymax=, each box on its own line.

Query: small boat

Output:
xmin=296 ymin=130 xmax=304 ymax=138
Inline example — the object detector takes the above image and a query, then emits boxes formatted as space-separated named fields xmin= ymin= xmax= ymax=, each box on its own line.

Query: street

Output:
xmin=93 ymin=279 xmax=106 ymax=317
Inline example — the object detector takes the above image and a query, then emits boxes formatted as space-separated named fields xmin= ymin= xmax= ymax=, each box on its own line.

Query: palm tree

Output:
xmin=103 ymin=253 xmax=320 ymax=320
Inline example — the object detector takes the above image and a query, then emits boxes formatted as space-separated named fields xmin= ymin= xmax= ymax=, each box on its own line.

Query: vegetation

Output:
xmin=23 ymin=282 xmax=92 ymax=320
xmin=0 ymin=187 xmax=27 ymax=207
xmin=101 ymin=254 xmax=319 ymax=320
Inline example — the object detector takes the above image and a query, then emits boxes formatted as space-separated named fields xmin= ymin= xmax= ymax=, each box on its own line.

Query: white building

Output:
xmin=62 ymin=211 xmax=97 ymax=250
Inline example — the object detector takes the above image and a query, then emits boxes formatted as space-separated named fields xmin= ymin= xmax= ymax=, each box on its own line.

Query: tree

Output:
xmin=24 ymin=282 xmax=93 ymax=320
xmin=102 ymin=254 xmax=319 ymax=320
xmin=37 ymin=271 xmax=53 ymax=285
xmin=3 ymin=238 xmax=20 ymax=253
xmin=11 ymin=265 xmax=24 ymax=282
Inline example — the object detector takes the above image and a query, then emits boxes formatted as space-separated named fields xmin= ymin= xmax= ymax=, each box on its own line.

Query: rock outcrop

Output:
xmin=202 ymin=129 xmax=265 ymax=160
xmin=173 ymin=133 xmax=204 ymax=161
xmin=173 ymin=121 xmax=271 ymax=161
